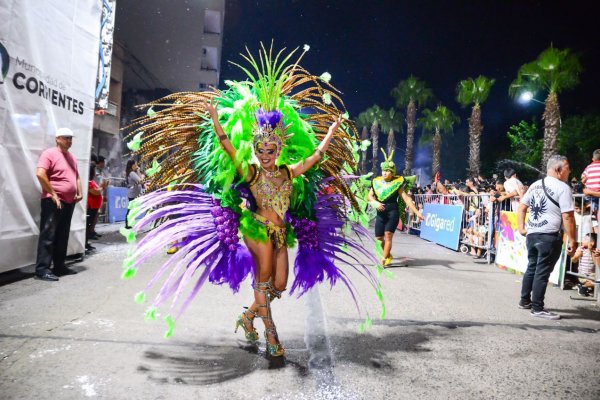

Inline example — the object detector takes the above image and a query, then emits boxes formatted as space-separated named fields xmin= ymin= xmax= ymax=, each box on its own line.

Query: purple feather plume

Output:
xmin=289 ymin=193 xmax=380 ymax=316
xmin=255 ymin=108 xmax=282 ymax=128
xmin=126 ymin=185 xmax=255 ymax=319
xmin=209 ymin=244 xmax=254 ymax=289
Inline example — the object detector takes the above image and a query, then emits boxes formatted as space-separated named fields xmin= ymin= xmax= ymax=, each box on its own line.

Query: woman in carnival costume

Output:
xmin=368 ymin=149 xmax=424 ymax=266
xmin=121 ymin=44 xmax=388 ymax=357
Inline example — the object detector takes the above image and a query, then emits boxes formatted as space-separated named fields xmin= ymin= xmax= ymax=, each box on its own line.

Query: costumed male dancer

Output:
xmin=120 ymin=44 xmax=389 ymax=356
xmin=368 ymin=149 xmax=424 ymax=266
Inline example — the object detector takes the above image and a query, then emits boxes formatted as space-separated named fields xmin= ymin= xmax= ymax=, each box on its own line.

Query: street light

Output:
xmin=518 ymin=91 xmax=545 ymax=105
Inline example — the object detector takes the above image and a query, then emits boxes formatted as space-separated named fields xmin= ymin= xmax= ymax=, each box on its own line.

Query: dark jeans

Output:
xmin=124 ymin=197 xmax=134 ymax=228
xmin=86 ymin=208 xmax=99 ymax=245
xmin=521 ymin=233 xmax=563 ymax=312
xmin=35 ymin=198 xmax=75 ymax=275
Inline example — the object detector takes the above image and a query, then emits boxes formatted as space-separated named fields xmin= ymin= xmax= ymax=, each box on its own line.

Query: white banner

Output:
xmin=0 ymin=0 xmax=102 ymax=272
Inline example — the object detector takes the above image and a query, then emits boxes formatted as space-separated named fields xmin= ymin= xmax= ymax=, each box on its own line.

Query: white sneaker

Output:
xmin=531 ymin=309 xmax=560 ymax=320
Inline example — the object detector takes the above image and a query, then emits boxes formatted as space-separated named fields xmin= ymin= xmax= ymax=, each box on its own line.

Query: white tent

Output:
xmin=0 ymin=0 xmax=102 ymax=272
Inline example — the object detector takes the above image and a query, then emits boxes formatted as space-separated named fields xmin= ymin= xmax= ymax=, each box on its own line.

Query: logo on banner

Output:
xmin=424 ymin=213 xmax=456 ymax=232
xmin=419 ymin=203 xmax=464 ymax=250
xmin=1 ymin=45 xmax=85 ymax=114
xmin=0 ymin=41 xmax=9 ymax=84
xmin=107 ymin=186 xmax=129 ymax=223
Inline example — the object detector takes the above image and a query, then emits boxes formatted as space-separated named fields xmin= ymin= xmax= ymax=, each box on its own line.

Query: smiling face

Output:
xmin=255 ymin=142 xmax=279 ymax=170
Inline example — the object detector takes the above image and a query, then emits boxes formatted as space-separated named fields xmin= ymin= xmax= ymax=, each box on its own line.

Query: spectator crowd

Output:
xmin=405 ymin=150 xmax=600 ymax=298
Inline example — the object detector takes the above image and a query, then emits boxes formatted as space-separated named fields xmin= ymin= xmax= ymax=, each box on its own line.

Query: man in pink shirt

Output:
xmin=582 ymin=149 xmax=600 ymax=225
xmin=582 ymin=149 xmax=600 ymax=195
xmin=34 ymin=128 xmax=83 ymax=281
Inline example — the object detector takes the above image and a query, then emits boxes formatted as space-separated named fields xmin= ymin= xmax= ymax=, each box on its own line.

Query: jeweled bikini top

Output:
xmin=249 ymin=165 xmax=293 ymax=220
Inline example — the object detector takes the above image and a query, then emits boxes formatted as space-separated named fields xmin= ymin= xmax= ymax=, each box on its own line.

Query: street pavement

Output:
xmin=1 ymin=224 xmax=599 ymax=400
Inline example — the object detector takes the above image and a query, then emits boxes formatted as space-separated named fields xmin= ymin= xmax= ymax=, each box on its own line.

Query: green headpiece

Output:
xmin=380 ymin=148 xmax=396 ymax=174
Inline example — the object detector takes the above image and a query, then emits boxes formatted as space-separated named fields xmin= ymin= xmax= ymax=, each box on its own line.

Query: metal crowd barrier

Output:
xmin=407 ymin=192 xmax=599 ymax=302
xmin=565 ymin=194 xmax=599 ymax=301
xmin=98 ymin=176 xmax=127 ymax=222
xmin=407 ymin=193 xmax=521 ymax=264
xmin=105 ymin=176 xmax=127 ymax=187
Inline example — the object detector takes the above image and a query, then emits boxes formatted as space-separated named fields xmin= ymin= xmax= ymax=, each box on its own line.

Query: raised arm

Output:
xmin=435 ymin=181 xmax=448 ymax=195
xmin=205 ymin=98 xmax=253 ymax=181
xmin=290 ymin=115 xmax=343 ymax=177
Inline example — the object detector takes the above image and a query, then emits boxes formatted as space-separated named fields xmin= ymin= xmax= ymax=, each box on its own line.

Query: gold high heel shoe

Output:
xmin=234 ymin=309 xmax=259 ymax=342
xmin=264 ymin=326 xmax=285 ymax=357
xmin=254 ymin=280 xmax=285 ymax=357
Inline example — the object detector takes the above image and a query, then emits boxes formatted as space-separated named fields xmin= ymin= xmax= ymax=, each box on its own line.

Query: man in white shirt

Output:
xmin=517 ymin=155 xmax=577 ymax=320
xmin=500 ymin=168 xmax=525 ymax=212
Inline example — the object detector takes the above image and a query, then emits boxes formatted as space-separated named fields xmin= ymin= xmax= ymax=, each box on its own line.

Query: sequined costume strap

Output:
xmin=249 ymin=164 xmax=260 ymax=187
xmin=253 ymin=213 xmax=287 ymax=249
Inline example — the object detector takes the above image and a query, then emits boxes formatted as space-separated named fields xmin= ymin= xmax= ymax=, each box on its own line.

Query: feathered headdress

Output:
xmin=125 ymin=42 xmax=361 ymax=211
xmin=253 ymin=109 xmax=286 ymax=151
xmin=231 ymin=43 xmax=297 ymax=152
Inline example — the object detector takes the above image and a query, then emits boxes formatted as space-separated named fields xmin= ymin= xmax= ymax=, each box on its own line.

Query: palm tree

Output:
xmin=380 ymin=107 xmax=403 ymax=157
xmin=419 ymin=105 xmax=460 ymax=178
xmin=456 ymin=75 xmax=495 ymax=177
xmin=391 ymin=76 xmax=434 ymax=175
xmin=356 ymin=111 xmax=371 ymax=174
xmin=364 ymin=105 xmax=385 ymax=174
xmin=509 ymin=47 xmax=582 ymax=170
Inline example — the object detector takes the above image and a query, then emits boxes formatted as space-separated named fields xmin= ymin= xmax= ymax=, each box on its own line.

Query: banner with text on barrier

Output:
xmin=419 ymin=203 xmax=464 ymax=250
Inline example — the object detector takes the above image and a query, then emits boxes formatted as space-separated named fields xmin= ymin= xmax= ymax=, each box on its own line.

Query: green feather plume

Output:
xmin=145 ymin=307 xmax=157 ymax=321
xmin=164 ymin=315 xmax=175 ymax=338
xmin=239 ymin=210 xmax=268 ymax=242
xmin=134 ymin=291 xmax=146 ymax=304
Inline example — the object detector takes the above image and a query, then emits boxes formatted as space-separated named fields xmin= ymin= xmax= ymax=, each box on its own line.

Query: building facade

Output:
xmin=92 ymin=0 xmax=225 ymax=186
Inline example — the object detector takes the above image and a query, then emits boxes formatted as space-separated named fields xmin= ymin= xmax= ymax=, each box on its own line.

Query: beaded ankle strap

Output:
xmin=243 ymin=307 xmax=258 ymax=317
xmin=254 ymin=281 xmax=273 ymax=294
xmin=269 ymin=287 xmax=286 ymax=300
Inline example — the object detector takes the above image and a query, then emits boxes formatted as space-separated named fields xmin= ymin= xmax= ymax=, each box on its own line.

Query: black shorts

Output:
xmin=375 ymin=206 xmax=399 ymax=237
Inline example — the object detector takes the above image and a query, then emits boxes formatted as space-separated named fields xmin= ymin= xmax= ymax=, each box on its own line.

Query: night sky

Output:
xmin=222 ymin=0 xmax=599 ymax=180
